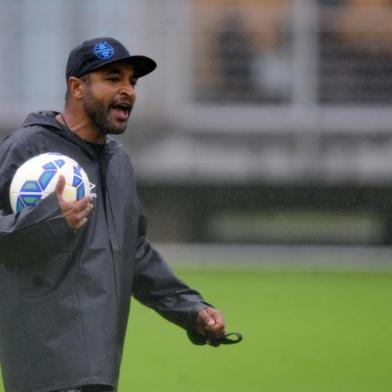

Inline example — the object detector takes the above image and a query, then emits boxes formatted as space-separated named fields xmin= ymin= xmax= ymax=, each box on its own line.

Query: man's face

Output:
xmin=81 ymin=62 xmax=137 ymax=135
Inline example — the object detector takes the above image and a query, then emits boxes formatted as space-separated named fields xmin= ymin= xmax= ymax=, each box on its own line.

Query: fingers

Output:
xmin=60 ymin=195 xmax=94 ymax=231
xmin=55 ymin=174 xmax=66 ymax=201
xmin=198 ymin=308 xmax=215 ymax=328
xmin=73 ymin=217 xmax=88 ymax=230
xmin=196 ymin=307 xmax=226 ymax=337
xmin=70 ymin=195 xmax=92 ymax=213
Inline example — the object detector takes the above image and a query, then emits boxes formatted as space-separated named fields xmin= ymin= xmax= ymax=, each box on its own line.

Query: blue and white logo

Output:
xmin=94 ymin=41 xmax=115 ymax=59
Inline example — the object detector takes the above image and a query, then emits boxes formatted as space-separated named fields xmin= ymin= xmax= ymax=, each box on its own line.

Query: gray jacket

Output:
xmin=0 ymin=111 xmax=209 ymax=392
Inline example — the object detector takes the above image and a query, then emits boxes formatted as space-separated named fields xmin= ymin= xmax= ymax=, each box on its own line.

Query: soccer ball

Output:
xmin=9 ymin=152 xmax=92 ymax=213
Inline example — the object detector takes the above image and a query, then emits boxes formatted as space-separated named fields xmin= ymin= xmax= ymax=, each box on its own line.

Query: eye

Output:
xmin=130 ymin=79 xmax=138 ymax=87
xmin=107 ymin=75 xmax=120 ymax=82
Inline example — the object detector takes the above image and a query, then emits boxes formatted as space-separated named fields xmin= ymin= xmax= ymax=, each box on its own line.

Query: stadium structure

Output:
xmin=1 ymin=0 xmax=392 ymax=245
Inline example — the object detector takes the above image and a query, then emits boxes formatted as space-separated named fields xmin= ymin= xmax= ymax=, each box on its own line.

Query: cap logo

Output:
xmin=94 ymin=41 xmax=115 ymax=59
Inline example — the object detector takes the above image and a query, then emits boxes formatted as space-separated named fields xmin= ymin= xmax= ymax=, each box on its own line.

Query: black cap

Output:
xmin=66 ymin=37 xmax=157 ymax=80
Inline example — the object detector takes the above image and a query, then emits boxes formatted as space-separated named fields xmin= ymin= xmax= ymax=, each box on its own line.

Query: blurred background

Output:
xmin=2 ymin=1 xmax=392 ymax=391
xmin=2 ymin=0 xmax=392 ymax=250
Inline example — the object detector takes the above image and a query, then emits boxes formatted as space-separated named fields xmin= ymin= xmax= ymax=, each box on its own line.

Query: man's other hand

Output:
xmin=196 ymin=307 xmax=226 ymax=339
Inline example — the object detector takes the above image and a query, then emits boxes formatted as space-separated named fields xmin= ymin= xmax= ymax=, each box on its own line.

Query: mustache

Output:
xmin=110 ymin=99 xmax=134 ymax=110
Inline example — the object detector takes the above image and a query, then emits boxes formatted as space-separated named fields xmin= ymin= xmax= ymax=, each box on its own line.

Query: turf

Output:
xmin=2 ymin=268 xmax=392 ymax=391
xmin=120 ymin=269 xmax=392 ymax=392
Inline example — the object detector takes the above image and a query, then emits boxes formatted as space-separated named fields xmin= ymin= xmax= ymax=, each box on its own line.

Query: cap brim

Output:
xmin=75 ymin=55 xmax=157 ymax=79
xmin=122 ymin=55 xmax=157 ymax=78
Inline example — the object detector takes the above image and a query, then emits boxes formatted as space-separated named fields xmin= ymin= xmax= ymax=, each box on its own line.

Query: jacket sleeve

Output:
xmin=0 ymin=134 xmax=74 ymax=264
xmin=132 ymin=215 xmax=211 ymax=332
xmin=0 ymin=194 xmax=74 ymax=264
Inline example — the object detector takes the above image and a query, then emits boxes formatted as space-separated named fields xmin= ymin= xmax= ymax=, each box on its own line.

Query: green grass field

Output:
xmin=2 ymin=267 xmax=392 ymax=391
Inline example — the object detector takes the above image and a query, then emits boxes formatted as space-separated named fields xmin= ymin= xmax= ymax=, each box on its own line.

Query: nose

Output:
xmin=119 ymin=81 xmax=135 ymax=98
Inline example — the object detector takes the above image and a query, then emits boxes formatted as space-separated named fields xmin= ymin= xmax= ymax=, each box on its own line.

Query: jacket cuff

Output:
xmin=185 ymin=302 xmax=213 ymax=344
xmin=186 ymin=329 xmax=208 ymax=345
xmin=43 ymin=193 xmax=75 ymax=251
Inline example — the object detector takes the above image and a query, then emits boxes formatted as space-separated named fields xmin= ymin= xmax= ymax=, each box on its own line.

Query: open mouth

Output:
xmin=110 ymin=103 xmax=132 ymax=121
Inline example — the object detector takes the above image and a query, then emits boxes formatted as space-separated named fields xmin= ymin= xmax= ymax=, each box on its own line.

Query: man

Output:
xmin=0 ymin=37 xmax=226 ymax=392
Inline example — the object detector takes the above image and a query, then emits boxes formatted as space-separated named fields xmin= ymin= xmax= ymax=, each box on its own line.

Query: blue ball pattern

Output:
xmin=16 ymin=157 xmax=86 ymax=212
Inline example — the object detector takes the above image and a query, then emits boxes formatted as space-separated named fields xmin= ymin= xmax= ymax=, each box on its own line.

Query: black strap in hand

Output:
xmin=206 ymin=332 xmax=243 ymax=347
xmin=187 ymin=329 xmax=243 ymax=346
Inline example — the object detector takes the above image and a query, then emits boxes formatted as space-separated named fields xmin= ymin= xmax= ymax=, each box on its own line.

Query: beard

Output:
xmin=82 ymin=87 xmax=133 ymax=135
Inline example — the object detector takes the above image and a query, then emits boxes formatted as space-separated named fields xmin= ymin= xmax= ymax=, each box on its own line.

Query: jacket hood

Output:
xmin=21 ymin=110 xmax=63 ymax=130
xmin=21 ymin=111 xmax=121 ymax=158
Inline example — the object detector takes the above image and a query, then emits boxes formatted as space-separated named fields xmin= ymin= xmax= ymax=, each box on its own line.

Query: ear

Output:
xmin=67 ymin=77 xmax=86 ymax=100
